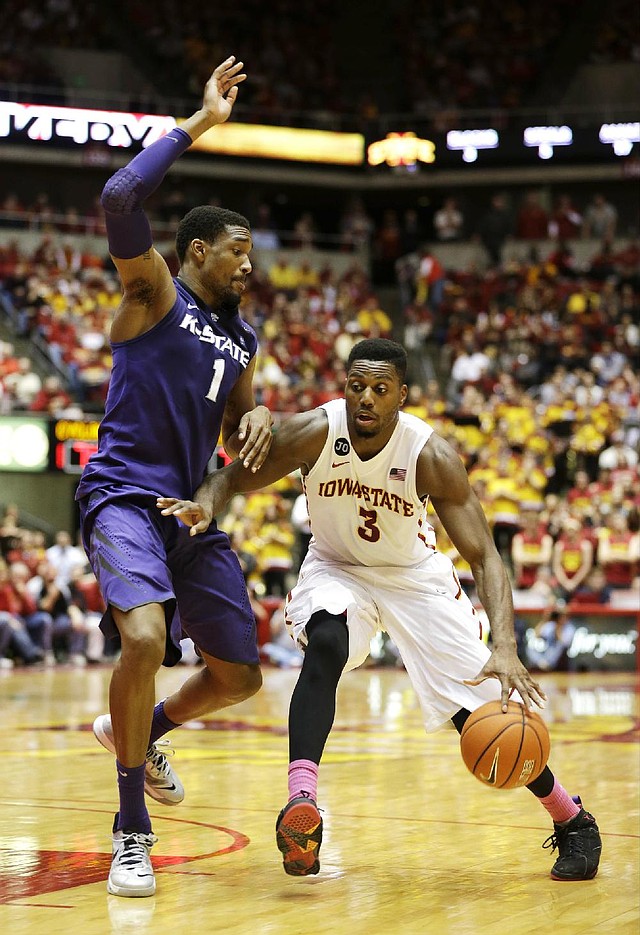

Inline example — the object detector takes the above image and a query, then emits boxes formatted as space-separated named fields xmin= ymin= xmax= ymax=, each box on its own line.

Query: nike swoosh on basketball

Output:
xmin=480 ymin=749 xmax=500 ymax=785
xmin=332 ymin=460 xmax=349 ymax=468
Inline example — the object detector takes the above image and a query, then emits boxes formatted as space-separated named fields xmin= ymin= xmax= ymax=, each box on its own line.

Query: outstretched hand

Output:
xmin=156 ymin=498 xmax=212 ymax=536
xmin=202 ymin=56 xmax=247 ymax=125
xmin=464 ymin=644 xmax=547 ymax=713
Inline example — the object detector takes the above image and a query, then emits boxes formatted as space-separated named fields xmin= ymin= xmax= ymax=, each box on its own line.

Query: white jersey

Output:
xmin=287 ymin=400 xmax=522 ymax=732
xmin=303 ymin=398 xmax=436 ymax=567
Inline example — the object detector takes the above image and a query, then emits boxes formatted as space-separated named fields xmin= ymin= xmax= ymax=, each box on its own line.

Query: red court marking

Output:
xmin=0 ymin=807 xmax=249 ymax=904
xmin=35 ymin=718 xmax=383 ymax=736
xmin=550 ymin=717 xmax=640 ymax=746
xmin=599 ymin=717 xmax=640 ymax=743
xmin=11 ymin=903 xmax=74 ymax=909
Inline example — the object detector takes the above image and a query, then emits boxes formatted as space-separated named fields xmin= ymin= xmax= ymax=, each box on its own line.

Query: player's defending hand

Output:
xmin=202 ymin=56 xmax=247 ymax=126
xmin=156 ymin=498 xmax=212 ymax=536
xmin=464 ymin=644 xmax=547 ymax=713
xmin=236 ymin=405 xmax=274 ymax=472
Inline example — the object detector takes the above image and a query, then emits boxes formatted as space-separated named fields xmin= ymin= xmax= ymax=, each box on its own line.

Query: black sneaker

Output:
xmin=275 ymin=794 xmax=323 ymax=876
xmin=543 ymin=800 xmax=602 ymax=881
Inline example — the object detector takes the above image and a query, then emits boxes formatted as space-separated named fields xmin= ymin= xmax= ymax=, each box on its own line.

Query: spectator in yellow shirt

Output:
xmin=357 ymin=296 xmax=392 ymax=335
xmin=268 ymin=256 xmax=300 ymax=292
xmin=403 ymin=384 xmax=429 ymax=422
xmin=259 ymin=504 xmax=296 ymax=596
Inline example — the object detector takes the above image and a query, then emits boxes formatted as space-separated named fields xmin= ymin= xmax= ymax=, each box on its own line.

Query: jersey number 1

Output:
xmin=206 ymin=359 xmax=226 ymax=402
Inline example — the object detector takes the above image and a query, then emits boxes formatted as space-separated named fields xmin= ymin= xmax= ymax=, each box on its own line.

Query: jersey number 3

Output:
xmin=206 ymin=359 xmax=226 ymax=402
xmin=358 ymin=506 xmax=380 ymax=543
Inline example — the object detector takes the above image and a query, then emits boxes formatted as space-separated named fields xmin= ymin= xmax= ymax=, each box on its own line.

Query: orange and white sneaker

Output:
xmin=275 ymin=794 xmax=323 ymax=876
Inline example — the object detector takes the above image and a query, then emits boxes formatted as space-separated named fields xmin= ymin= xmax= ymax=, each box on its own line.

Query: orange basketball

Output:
xmin=460 ymin=700 xmax=550 ymax=790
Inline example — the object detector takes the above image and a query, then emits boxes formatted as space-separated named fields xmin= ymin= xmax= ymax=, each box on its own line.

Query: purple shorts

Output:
xmin=79 ymin=493 xmax=258 ymax=667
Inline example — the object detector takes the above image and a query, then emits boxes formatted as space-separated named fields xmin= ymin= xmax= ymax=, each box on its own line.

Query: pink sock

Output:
xmin=288 ymin=759 xmax=318 ymax=802
xmin=538 ymin=780 xmax=581 ymax=824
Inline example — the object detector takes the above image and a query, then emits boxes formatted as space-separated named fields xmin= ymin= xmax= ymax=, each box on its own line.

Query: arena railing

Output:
xmin=1 ymin=82 xmax=638 ymax=134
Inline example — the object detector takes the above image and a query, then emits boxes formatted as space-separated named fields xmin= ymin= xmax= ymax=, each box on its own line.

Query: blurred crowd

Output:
xmin=0 ymin=183 xmax=628 ymax=247
xmin=396 ymin=195 xmax=639 ymax=614
xmin=1 ymin=0 xmax=636 ymax=125
xmin=0 ymin=238 xmax=640 ymax=665
xmin=1 ymin=185 xmax=636 ymax=409
xmin=1 ymin=1 xmax=637 ymax=676
xmin=588 ymin=0 xmax=640 ymax=65
xmin=0 ymin=229 xmax=389 ymax=408
xmin=0 ymin=180 xmax=638 ymax=671
xmin=0 ymin=507 xmax=107 ymax=669
xmin=393 ymin=0 xmax=579 ymax=117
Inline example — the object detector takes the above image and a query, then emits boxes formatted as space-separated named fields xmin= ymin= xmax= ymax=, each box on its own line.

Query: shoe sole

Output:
xmin=93 ymin=715 xmax=183 ymax=806
xmin=107 ymin=877 xmax=156 ymax=897
xmin=276 ymin=801 xmax=323 ymax=876
xmin=551 ymin=868 xmax=599 ymax=881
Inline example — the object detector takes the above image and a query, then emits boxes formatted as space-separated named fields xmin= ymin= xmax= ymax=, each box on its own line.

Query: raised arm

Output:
xmin=104 ymin=57 xmax=247 ymax=343
xmin=417 ymin=433 xmax=546 ymax=711
xmin=157 ymin=408 xmax=328 ymax=532
xmin=599 ymin=530 xmax=640 ymax=566
xmin=512 ymin=530 xmax=553 ymax=572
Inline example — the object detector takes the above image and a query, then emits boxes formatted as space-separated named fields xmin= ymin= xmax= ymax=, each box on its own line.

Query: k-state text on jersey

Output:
xmin=179 ymin=313 xmax=250 ymax=365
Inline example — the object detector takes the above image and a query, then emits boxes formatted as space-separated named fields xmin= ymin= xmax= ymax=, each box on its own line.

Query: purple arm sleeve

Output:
xmin=101 ymin=126 xmax=192 ymax=259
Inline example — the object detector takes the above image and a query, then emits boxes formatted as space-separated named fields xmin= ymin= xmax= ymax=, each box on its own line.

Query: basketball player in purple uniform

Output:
xmin=75 ymin=57 xmax=272 ymax=897
xmin=159 ymin=339 xmax=602 ymax=883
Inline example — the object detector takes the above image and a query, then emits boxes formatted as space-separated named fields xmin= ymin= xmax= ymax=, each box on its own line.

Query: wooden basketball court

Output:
xmin=1 ymin=664 xmax=638 ymax=934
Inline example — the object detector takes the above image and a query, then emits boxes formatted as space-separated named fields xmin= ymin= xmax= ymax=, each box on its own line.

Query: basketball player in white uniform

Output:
xmin=158 ymin=338 xmax=601 ymax=883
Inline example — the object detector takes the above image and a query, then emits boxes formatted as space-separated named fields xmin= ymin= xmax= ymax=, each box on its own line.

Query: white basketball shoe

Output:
xmin=108 ymin=815 xmax=158 ymax=897
xmin=93 ymin=713 xmax=184 ymax=805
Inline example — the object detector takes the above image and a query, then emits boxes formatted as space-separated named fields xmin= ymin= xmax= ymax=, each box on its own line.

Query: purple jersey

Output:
xmin=76 ymin=278 xmax=258 ymax=503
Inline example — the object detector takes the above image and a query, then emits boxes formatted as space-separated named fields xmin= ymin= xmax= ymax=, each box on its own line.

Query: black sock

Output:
xmin=288 ymin=612 xmax=349 ymax=763
xmin=451 ymin=707 xmax=555 ymax=798
xmin=451 ymin=708 xmax=471 ymax=734
xmin=525 ymin=765 xmax=555 ymax=798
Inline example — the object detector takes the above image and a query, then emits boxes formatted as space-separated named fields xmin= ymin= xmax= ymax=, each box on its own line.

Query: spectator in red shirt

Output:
xmin=0 ymin=561 xmax=53 ymax=660
xmin=548 ymin=195 xmax=582 ymax=240
xmin=567 ymin=471 xmax=594 ymax=513
xmin=597 ymin=511 xmax=640 ymax=589
xmin=516 ymin=191 xmax=549 ymax=240
xmin=511 ymin=509 xmax=553 ymax=589
xmin=416 ymin=249 xmax=446 ymax=312
xmin=0 ymin=341 xmax=19 ymax=380
xmin=614 ymin=239 xmax=640 ymax=278
xmin=589 ymin=468 xmax=615 ymax=507
xmin=29 ymin=375 xmax=72 ymax=415
xmin=552 ymin=517 xmax=594 ymax=601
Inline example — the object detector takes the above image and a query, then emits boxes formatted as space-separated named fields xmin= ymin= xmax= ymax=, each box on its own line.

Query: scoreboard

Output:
xmin=0 ymin=416 xmax=99 ymax=474
xmin=0 ymin=416 xmax=229 ymax=475
xmin=49 ymin=417 xmax=100 ymax=474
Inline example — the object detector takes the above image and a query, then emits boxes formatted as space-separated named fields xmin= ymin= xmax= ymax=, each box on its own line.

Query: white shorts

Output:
xmin=284 ymin=550 xmax=507 ymax=732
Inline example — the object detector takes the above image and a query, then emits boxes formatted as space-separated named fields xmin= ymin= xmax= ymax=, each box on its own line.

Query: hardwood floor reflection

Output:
xmin=0 ymin=665 xmax=638 ymax=935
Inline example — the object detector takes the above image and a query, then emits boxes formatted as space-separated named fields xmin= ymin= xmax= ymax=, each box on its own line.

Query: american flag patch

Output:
xmin=389 ymin=467 xmax=407 ymax=481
